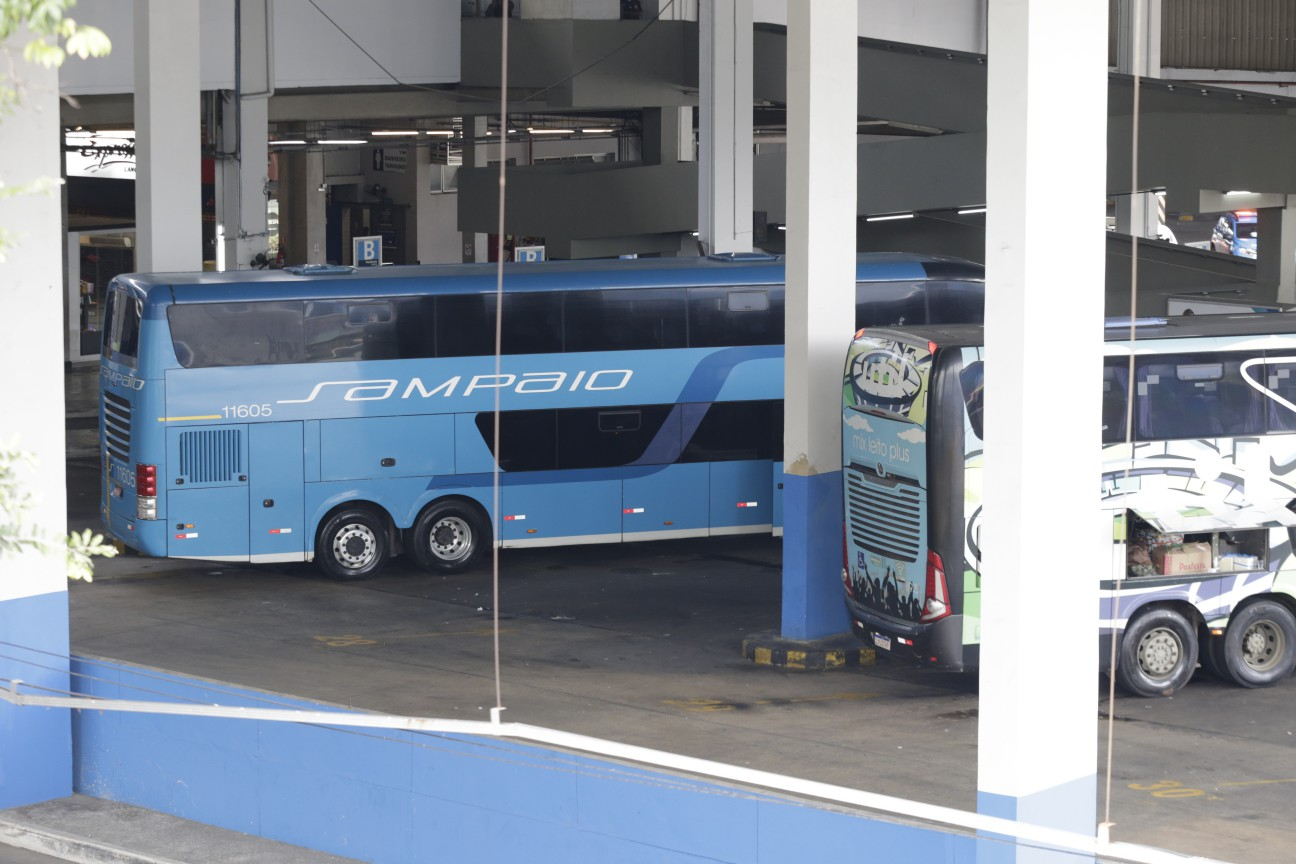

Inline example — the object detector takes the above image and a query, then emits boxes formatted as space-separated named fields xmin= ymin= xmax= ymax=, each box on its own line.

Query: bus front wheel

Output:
xmin=1215 ymin=601 xmax=1296 ymax=688
xmin=410 ymin=501 xmax=487 ymax=573
xmin=318 ymin=508 xmax=389 ymax=581
xmin=1116 ymin=608 xmax=1198 ymax=697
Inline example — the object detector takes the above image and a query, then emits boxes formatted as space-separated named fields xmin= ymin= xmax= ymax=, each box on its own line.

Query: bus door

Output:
xmin=248 ymin=422 xmax=306 ymax=562
xmin=708 ymin=461 xmax=773 ymax=534
xmin=165 ymin=424 xmax=250 ymax=559
xmin=623 ymin=464 xmax=709 ymax=540
xmin=621 ymin=407 xmax=707 ymax=540
xmin=499 ymin=472 xmax=622 ymax=545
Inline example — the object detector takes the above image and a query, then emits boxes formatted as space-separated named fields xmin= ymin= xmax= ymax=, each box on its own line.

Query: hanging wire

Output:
xmin=490 ymin=4 xmax=510 ymax=720
xmin=1102 ymin=0 xmax=1145 ymax=836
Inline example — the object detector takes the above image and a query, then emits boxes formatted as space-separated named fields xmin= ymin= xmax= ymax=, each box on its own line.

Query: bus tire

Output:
xmin=1216 ymin=600 xmax=1296 ymax=688
xmin=317 ymin=508 xmax=389 ymax=581
xmin=1116 ymin=608 xmax=1198 ymax=697
xmin=409 ymin=500 xmax=487 ymax=573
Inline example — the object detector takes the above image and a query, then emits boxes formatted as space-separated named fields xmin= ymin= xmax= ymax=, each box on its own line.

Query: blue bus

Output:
xmin=100 ymin=253 xmax=983 ymax=580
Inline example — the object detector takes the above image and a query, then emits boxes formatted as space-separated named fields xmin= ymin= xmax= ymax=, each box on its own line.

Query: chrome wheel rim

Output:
xmin=332 ymin=522 xmax=377 ymax=570
xmin=429 ymin=516 xmax=471 ymax=562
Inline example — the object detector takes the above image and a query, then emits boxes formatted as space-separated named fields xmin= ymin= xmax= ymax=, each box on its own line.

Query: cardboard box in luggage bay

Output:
xmin=1150 ymin=542 xmax=1211 ymax=576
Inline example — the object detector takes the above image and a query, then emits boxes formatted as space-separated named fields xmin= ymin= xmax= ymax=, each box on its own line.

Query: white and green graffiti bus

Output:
xmin=841 ymin=315 xmax=1296 ymax=697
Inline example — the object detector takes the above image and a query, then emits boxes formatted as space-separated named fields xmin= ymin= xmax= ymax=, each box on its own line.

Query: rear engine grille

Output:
xmin=178 ymin=428 xmax=243 ymax=483
xmin=102 ymin=392 xmax=131 ymax=462
xmin=845 ymin=464 xmax=922 ymax=563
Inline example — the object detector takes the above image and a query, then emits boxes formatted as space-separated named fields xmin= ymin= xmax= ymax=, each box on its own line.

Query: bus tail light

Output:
xmin=920 ymin=550 xmax=950 ymax=622
xmin=136 ymin=463 xmax=158 ymax=520
xmin=841 ymin=523 xmax=855 ymax=597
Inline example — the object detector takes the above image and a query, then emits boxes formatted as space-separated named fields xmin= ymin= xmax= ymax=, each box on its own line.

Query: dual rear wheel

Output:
xmin=315 ymin=501 xmax=488 ymax=581
xmin=1117 ymin=601 xmax=1296 ymax=697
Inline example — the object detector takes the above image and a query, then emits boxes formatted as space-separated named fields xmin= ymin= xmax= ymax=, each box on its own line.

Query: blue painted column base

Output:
xmin=977 ymin=775 xmax=1097 ymax=863
xmin=0 ymin=591 xmax=72 ymax=808
xmin=780 ymin=470 xmax=850 ymax=640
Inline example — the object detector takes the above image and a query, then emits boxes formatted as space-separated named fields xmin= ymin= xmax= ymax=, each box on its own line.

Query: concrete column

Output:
xmin=698 ymin=0 xmax=752 ymax=255
xmin=0 ymin=26 xmax=73 ymax=809
xmin=1257 ymin=205 xmax=1296 ymax=305
xmin=1114 ymin=0 xmax=1162 ymax=240
xmin=979 ymin=0 xmax=1106 ymax=852
xmin=133 ymin=0 xmax=201 ymax=272
xmin=218 ymin=0 xmax=272 ymax=270
xmin=780 ymin=1 xmax=857 ymax=640
xmin=279 ymin=149 xmax=327 ymax=266
xmin=464 ymin=117 xmax=491 ymax=262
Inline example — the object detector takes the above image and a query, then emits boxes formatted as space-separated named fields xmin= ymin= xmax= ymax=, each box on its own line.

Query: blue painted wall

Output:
xmin=0 ymin=592 xmax=72 ymax=809
xmin=71 ymin=657 xmax=983 ymax=864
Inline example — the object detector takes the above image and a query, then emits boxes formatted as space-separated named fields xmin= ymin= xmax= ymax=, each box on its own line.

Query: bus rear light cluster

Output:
xmin=841 ymin=523 xmax=855 ymax=597
xmin=920 ymin=550 xmax=950 ymax=622
xmin=136 ymin=463 xmax=158 ymax=520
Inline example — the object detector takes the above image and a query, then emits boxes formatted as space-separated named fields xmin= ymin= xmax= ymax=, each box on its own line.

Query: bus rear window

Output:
xmin=102 ymin=288 xmax=143 ymax=365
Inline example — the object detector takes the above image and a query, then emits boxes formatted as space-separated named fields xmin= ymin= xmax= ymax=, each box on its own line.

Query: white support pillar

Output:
xmin=780 ymin=0 xmax=857 ymax=640
xmin=698 ymin=0 xmax=752 ymax=255
xmin=133 ymin=0 xmax=202 ymax=272
xmin=1114 ymin=0 xmax=1162 ymax=240
xmin=218 ymin=0 xmax=272 ymax=270
xmin=979 ymin=0 xmax=1106 ymax=851
xmin=0 ymin=25 xmax=73 ymax=809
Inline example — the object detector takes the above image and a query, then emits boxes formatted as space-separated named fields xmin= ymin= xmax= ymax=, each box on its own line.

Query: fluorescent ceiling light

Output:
xmin=528 ymin=128 xmax=573 ymax=135
xmin=318 ymin=139 xmax=366 ymax=145
xmin=581 ymin=128 xmax=614 ymax=134
xmin=776 ymin=225 xmax=786 ymax=231
xmin=957 ymin=207 xmax=986 ymax=215
xmin=271 ymin=139 xmax=307 ymax=145
xmin=865 ymin=213 xmax=915 ymax=222
xmin=372 ymin=130 xmax=419 ymax=137
xmin=425 ymin=130 xmax=455 ymax=137
xmin=1225 ymin=190 xmax=1252 ymax=195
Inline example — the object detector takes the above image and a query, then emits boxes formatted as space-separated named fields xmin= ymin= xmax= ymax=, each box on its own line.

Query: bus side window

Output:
xmin=565 ymin=289 xmax=686 ymax=352
xmin=854 ymin=281 xmax=926 ymax=328
xmin=1102 ymin=360 xmax=1129 ymax=443
xmin=925 ymin=280 xmax=986 ymax=325
xmin=1262 ymin=356 xmax=1296 ymax=433
xmin=679 ymin=400 xmax=781 ymax=462
xmin=474 ymin=409 xmax=557 ymax=472
xmin=1135 ymin=353 xmax=1263 ymax=440
xmin=687 ymin=287 xmax=783 ymax=347
xmin=557 ymin=405 xmax=676 ymax=469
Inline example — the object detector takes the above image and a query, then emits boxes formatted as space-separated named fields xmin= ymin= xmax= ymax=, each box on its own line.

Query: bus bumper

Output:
xmin=845 ymin=596 xmax=966 ymax=671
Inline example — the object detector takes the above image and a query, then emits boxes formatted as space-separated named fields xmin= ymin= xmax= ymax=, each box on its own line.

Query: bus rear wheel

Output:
xmin=410 ymin=501 xmax=487 ymax=573
xmin=1116 ymin=608 xmax=1198 ymax=697
xmin=318 ymin=508 xmax=389 ymax=581
xmin=1214 ymin=601 xmax=1296 ymax=688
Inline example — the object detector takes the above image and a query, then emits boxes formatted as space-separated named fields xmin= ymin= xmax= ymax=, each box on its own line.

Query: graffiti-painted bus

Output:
xmin=841 ymin=315 xmax=1296 ymax=696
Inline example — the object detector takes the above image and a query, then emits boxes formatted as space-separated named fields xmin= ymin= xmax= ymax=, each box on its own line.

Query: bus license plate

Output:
xmin=872 ymin=633 xmax=891 ymax=651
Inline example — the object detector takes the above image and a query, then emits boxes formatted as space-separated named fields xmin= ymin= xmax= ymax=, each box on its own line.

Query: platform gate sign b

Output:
xmin=352 ymin=235 xmax=383 ymax=267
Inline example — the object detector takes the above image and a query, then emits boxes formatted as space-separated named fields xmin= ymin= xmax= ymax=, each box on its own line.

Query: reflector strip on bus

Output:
xmin=504 ymin=515 xmax=526 ymax=521
xmin=157 ymin=415 xmax=222 ymax=422
xmin=269 ymin=528 xmax=293 ymax=534
xmin=175 ymin=532 xmax=199 ymax=539
xmin=737 ymin=501 xmax=759 ymax=508
xmin=624 ymin=508 xmax=645 ymax=514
